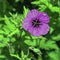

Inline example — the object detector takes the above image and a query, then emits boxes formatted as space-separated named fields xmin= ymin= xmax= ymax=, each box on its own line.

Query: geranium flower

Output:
xmin=23 ymin=9 xmax=50 ymax=36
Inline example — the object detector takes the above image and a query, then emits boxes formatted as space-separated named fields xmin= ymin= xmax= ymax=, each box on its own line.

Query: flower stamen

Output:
xmin=32 ymin=20 xmax=40 ymax=27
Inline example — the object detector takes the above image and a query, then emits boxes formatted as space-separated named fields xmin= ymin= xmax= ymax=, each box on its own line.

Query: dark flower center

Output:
xmin=32 ymin=20 xmax=40 ymax=27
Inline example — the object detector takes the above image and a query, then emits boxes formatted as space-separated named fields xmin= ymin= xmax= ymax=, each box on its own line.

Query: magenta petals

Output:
xmin=23 ymin=9 xmax=50 ymax=36
xmin=38 ymin=12 xmax=50 ymax=23
xmin=27 ymin=9 xmax=39 ymax=19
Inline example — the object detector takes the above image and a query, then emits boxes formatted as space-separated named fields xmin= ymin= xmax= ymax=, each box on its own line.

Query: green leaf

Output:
xmin=24 ymin=40 xmax=36 ymax=47
xmin=0 ymin=35 xmax=9 ymax=47
xmin=3 ymin=25 xmax=10 ymax=35
xmin=39 ymin=5 xmax=47 ymax=12
xmin=0 ymin=35 xmax=4 ymax=40
xmin=4 ymin=15 xmax=17 ymax=32
xmin=31 ymin=1 xmax=40 ymax=5
xmin=3 ymin=37 xmax=10 ymax=43
xmin=40 ymin=39 xmax=58 ymax=50
xmin=48 ymin=51 xmax=59 ymax=60
xmin=8 ymin=29 xmax=19 ymax=37
xmin=0 ymin=30 xmax=4 ymax=34
xmin=23 ymin=6 xmax=29 ymax=18
xmin=49 ymin=27 xmax=54 ymax=34
xmin=10 ymin=54 xmax=21 ymax=60
xmin=10 ymin=37 xmax=16 ymax=42
xmin=32 ymin=0 xmax=60 ymax=13
xmin=0 ymin=55 xmax=6 ymax=58
xmin=0 ymin=43 xmax=7 ymax=47
xmin=39 ymin=38 xmax=46 ymax=49
xmin=45 ymin=40 xmax=58 ymax=50
xmin=52 ymin=34 xmax=60 ymax=41
xmin=8 ymin=44 xmax=15 ymax=54
xmin=21 ymin=51 xmax=27 ymax=59
xmin=29 ymin=47 xmax=42 ymax=55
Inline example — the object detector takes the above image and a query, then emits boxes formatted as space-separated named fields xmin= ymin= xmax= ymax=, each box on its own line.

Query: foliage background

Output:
xmin=0 ymin=0 xmax=60 ymax=60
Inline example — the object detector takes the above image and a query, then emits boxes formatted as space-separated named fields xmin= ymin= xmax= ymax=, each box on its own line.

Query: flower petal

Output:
xmin=28 ymin=27 xmax=42 ymax=36
xmin=23 ymin=18 xmax=32 ymax=30
xmin=27 ymin=9 xmax=39 ymax=19
xmin=38 ymin=24 xmax=50 ymax=35
xmin=38 ymin=12 xmax=50 ymax=23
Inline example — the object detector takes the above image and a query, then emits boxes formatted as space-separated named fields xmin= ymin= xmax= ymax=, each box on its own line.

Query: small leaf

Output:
xmin=10 ymin=54 xmax=21 ymax=60
xmin=24 ymin=40 xmax=36 ymax=47
xmin=0 ymin=35 xmax=4 ymax=40
xmin=23 ymin=6 xmax=29 ymax=17
xmin=29 ymin=47 xmax=42 ymax=55
xmin=31 ymin=1 xmax=40 ymax=5
xmin=49 ymin=27 xmax=54 ymax=34
xmin=0 ymin=55 xmax=6 ymax=58
xmin=52 ymin=34 xmax=60 ymax=41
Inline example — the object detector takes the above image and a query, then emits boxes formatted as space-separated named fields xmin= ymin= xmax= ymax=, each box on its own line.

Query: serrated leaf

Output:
xmin=3 ymin=25 xmax=10 ymax=35
xmin=40 ymin=39 xmax=58 ymax=50
xmin=45 ymin=40 xmax=58 ymax=50
xmin=23 ymin=6 xmax=29 ymax=17
xmin=8 ymin=29 xmax=19 ymax=37
xmin=4 ymin=15 xmax=16 ymax=32
xmin=39 ymin=5 xmax=47 ymax=12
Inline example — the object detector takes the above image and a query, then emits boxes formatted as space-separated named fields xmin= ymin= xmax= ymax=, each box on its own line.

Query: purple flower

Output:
xmin=23 ymin=9 xmax=50 ymax=36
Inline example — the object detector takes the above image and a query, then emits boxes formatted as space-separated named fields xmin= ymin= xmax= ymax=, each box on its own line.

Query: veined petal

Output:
xmin=23 ymin=18 xmax=32 ymax=30
xmin=27 ymin=9 xmax=39 ymax=19
xmin=38 ymin=12 xmax=50 ymax=23
xmin=38 ymin=24 xmax=50 ymax=35
xmin=28 ymin=27 xmax=42 ymax=36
